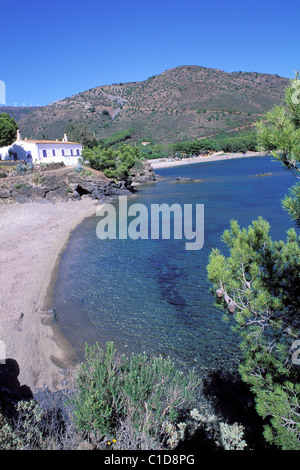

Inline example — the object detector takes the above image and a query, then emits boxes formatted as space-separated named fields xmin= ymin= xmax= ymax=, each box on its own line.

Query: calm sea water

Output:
xmin=53 ymin=156 xmax=297 ymax=377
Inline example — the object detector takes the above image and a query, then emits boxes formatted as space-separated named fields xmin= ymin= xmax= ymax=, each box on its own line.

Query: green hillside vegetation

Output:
xmin=16 ymin=66 xmax=289 ymax=145
xmin=82 ymin=129 xmax=260 ymax=176
xmin=169 ymin=131 xmax=258 ymax=157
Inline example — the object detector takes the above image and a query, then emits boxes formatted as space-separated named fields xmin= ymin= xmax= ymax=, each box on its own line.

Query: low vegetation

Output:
xmin=0 ymin=343 xmax=250 ymax=450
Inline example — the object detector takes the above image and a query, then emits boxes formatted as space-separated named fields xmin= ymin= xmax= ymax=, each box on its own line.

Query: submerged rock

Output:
xmin=173 ymin=177 xmax=203 ymax=183
xmin=250 ymin=172 xmax=272 ymax=177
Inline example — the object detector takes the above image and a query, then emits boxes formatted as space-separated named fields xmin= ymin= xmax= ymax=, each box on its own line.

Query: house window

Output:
xmin=70 ymin=149 xmax=73 ymax=156
xmin=43 ymin=150 xmax=47 ymax=158
xmin=76 ymin=149 xmax=80 ymax=156
xmin=52 ymin=150 xmax=56 ymax=156
xmin=26 ymin=151 xmax=32 ymax=159
xmin=62 ymin=149 xmax=65 ymax=156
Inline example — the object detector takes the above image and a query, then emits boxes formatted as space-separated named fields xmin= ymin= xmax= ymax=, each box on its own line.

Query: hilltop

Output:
xmin=12 ymin=66 xmax=290 ymax=144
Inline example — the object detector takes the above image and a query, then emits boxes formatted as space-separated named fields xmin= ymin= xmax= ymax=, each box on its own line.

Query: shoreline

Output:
xmin=0 ymin=152 xmax=267 ymax=394
xmin=0 ymin=197 xmax=99 ymax=393
xmin=148 ymin=151 xmax=268 ymax=169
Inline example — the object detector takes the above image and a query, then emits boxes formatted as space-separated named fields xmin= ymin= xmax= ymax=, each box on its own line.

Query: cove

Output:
xmin=53 ymin=156 xmax=297 ymax=377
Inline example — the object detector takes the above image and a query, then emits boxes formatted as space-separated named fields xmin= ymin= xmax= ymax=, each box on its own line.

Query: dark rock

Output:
xmin=173 ymin=177 xmax=203 ymax=183
xmin=129 ymin=161 xmax=158 ymax=184
xmin=250 ymin=172 xmax=272 ymax=177
xmin=0 ymin=166 xmax=134 ymax=204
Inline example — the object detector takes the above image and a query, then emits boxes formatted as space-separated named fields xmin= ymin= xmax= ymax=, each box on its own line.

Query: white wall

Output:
xmin=0 ymin=142 xmax=37 ymax=162
xmin=37 ymin=143 xmax=82 ymax=161
xmin=0 ymin=141 xmax=82 ymax=166
xmin=36 ymin=155 xmax=81 ymax=166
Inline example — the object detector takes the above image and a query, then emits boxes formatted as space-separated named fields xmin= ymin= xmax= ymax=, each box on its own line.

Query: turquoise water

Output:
xmin=53 ymin=156 xmax=297 ymax=377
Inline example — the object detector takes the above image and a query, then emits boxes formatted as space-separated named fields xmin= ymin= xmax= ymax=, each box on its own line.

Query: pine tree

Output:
xmin=207 ymin=72 xmax=300 ymax=449
xmin=256 ymin=72 xmax=300 ymax=224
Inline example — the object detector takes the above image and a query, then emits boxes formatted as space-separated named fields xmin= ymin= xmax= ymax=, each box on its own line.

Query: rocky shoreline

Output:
xmin=0 ymin=160 xmax=161 ymax=204
xmin=0 ymin=163 xmax=130 ymax=204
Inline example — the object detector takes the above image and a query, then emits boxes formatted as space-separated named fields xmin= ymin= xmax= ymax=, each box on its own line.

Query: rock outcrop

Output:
xmin=0 ymin=163 xmax=134 ymax=204
xmin=129 ymin=161 xmax=159 ymax=185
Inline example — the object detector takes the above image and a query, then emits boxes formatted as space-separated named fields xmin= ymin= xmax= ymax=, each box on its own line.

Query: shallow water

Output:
xmin=53 ymin=156 xmax=297 ymax=377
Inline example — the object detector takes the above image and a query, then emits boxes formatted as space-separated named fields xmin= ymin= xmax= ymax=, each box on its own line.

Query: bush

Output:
xmin=16 ymin=162 xmax=28 ymax=175
xmin=71 ymin=342 xmax=200 ymax=448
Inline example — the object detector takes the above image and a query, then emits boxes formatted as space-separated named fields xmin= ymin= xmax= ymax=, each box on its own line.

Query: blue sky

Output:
xmin=1 ymin=0 xmax=299 ymax=106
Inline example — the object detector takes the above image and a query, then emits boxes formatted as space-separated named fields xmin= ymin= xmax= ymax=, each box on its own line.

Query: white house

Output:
xmin=0 ymin=131 xmax=82 ymax=166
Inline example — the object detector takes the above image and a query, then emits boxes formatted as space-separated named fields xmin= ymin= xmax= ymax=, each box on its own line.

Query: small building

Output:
xmin=0 ymin=131 xmax=82 ymax=166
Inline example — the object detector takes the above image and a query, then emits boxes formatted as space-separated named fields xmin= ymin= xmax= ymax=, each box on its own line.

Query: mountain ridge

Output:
xmin=7 ymin=65 xmax=291 ymax=144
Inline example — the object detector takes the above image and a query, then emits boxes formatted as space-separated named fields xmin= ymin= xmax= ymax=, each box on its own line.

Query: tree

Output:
xmin=207 ymin=73 xmax=300 ymax=450
xmin=83 ymin=144 xmax=140 ymax=180
xmin=207 ymin=218 xmax=300 ymax=449
xmin=256 ymin=72 xmax=300 ymax=223
xmin=0 ymin=113 xmax=18 ymax=147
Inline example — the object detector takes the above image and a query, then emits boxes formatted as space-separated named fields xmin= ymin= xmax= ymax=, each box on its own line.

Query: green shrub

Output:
xmin=71 ymin=342 xmax=199 ymax=445
xmin=16 ymin=162 xmax=28 ymax=175
xmin=0 ymin=401 xmax=44 ymax=450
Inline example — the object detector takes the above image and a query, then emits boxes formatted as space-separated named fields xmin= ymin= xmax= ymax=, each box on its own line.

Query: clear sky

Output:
xmin=1 ymin=0 xmax=299 ymax=106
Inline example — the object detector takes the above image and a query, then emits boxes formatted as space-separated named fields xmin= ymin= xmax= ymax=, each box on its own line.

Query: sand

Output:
xmin=0 ymin=197 xmax=99 ymax=393
xmin=149 ymin=151 xmax=266 ymax=169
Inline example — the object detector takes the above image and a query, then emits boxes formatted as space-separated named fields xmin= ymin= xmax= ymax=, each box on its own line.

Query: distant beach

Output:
xmin=148 ymin=151 xmax=268 ymax=169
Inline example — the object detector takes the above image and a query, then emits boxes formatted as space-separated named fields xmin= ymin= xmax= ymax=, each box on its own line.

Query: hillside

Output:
xmin=0 ymin=106 xmax=40 ymax=122
xmin=16 ymin=66 xmax=290 ymax=145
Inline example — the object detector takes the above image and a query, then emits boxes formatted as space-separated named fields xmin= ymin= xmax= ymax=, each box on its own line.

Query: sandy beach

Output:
xmin=149 ymin=151 xmax=266 ymax=169
xmin=0 ymin=197 xmax=99 ymax=393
